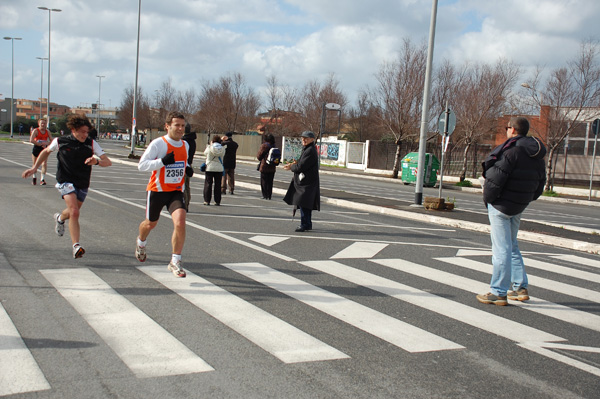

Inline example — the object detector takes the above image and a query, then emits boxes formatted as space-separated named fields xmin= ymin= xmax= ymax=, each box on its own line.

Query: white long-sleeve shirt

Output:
xmin=138 ymin=135 xmax=189 ymax=172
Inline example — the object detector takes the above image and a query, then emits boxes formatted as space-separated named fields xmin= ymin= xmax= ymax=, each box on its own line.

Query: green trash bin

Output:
xmin=401 ymin=152 xmax=440 ymax=187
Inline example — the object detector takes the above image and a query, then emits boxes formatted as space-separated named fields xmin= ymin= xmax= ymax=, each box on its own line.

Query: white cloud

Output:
xmin=1 ymin=0 xmax=599 ymax=111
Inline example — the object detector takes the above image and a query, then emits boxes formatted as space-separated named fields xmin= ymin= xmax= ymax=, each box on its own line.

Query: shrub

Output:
xmin=455 ymin=180 xmax=473 ymax=187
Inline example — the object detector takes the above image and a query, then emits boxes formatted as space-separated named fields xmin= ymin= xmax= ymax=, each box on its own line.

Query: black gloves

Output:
xmin=185 ymin=166 xmax=194 ymax=177
xmin=161 ymin=151 xmax=175 ymax=166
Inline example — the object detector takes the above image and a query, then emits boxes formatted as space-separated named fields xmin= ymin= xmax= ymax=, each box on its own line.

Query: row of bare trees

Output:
xmin=118 ymin=39 xmax=600 ymax=187
xmin=118 ymin=73 xmax=347 ymax=138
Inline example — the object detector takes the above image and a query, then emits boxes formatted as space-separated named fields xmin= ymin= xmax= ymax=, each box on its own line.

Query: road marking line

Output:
xmin=331 ymin=242 xmax=388 ymax=259
xmin=86 ymin=188 xmax=297 ymax=262
xmin=518 ymin=342 xmax=600 ymax=377
xmin=138 ymin=266 xmax=348 ymax=363
xmin=437 ymin=257 xmax=600 ymax=303
xmin=550 ymin=254 xmax=600 ymax=269
xmin=304 ymin=260 xmax=563 ymax=343
xmin=523 ymin=258 xmax=600 ymax=284
xmin=374 ymin=258 xmax=600 ymax=333
xmin=249 ymin=235 xmax=290 ymax=247
xmin=0 ymin=303 xmax=51 ymax=396
xmin=41 ymin=268 xmax=214 ymax=378
xmin=222 ymin=262 xmax=464 ymax=353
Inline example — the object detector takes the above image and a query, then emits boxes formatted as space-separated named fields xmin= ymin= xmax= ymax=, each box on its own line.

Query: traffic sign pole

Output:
xmin=437 ymin=103 xmax=455 ymax=199
xmin=589 ymin=119 xmax=599 ymax=200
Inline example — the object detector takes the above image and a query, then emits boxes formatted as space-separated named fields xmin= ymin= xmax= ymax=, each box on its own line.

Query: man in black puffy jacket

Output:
xmin=476 ymin=117 xmax=546 ymax=306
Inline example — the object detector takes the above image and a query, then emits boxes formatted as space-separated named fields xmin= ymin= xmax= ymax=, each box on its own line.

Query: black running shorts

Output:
xmin=146 ymin=190 xmax=186 ymax=222
xmin=32 ymin=145 xmax=44 ymax=157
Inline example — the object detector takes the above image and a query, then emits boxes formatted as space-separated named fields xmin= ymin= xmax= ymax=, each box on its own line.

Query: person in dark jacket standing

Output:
xmin=476 ymin=117 xmax=546 ymax=306
xmin=283 ymin=131 xmax=320 ymax=232
xmin=257 ymin=133 xmax=277 ymax=200
xmin=221 ymin=132 xmax=238 ymax=195
xmin=182 ymin=123 xmax=197 ymax=210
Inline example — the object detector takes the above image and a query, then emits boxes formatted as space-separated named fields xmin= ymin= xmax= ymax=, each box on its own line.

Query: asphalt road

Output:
xmin=1 ymin=140 xmax=599 ymax=399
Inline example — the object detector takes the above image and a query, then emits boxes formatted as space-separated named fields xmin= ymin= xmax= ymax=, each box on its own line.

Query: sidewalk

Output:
xmin=106 ymin=144 xmax=600 ymax=255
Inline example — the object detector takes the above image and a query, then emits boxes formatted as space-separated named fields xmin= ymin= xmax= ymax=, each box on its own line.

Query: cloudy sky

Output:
xmin=1 ymin=0 xmax=599 ymax=113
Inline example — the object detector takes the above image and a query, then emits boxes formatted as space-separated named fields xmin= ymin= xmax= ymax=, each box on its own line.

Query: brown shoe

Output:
xmin=476 ymin=292 xmax=507 ymax=306
xmin=507 ymin=288 xmax=529 ymax=301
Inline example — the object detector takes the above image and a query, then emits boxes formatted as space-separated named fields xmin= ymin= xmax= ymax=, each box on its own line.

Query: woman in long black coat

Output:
xmin=257 ymin=133 xmax=277 ymax=199
xmin=283 ymin=131 xmax=320 ymax=232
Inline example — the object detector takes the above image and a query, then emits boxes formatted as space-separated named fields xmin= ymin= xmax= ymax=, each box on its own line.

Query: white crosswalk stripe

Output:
xmin=372 ymin=258 xmax=600 ymax=333
xmin=138 ymin=265 xmax=349 ymax=363
xmin=330 ymin=242 xmax=388 ymax=259
xmin=437 ymin=256 xmax=600 ymax=303
xmin=523 ymin=257 xmax=600 ymax=284
xmin=0 ymin=303 xmax=51 ymax=396
xmin=3 ymin=249 xmax=598 ymax=386
xmin=222 ymin=262 xmax=464 ymax=353
xmin=304 ymin=260 xmax=565 ymax=343
xmin=41 ymin=268 xmax=214 ymax=378
xmin=550 ymin=254 xmax=600 ymax=269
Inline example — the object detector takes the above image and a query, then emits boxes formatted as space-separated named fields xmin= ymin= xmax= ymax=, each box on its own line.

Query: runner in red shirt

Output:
xmin=29 ymin=118 xmax=52 ymax=185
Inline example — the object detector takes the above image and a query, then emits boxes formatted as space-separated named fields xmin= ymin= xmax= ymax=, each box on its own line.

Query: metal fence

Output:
xmin=367 ymin=140 xmax=600 ymax=187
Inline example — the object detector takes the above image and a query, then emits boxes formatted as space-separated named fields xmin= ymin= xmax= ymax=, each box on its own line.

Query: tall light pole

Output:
xmin=96 ymin=75 xmax=105 ymax=133
xmin=414 ymin=0 xmax=438 ymax=205
xmin=38 ymin=6 xmax=61 ymax=123
xmin=3 ymin=36 xmax=22 ymax=139
xmin=36 ymin=56 xmax=48 ymax=120
xmin=130 ymin=0 xmax=142 ymax=157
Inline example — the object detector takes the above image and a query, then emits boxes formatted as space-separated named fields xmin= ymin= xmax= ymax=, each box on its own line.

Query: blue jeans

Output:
xmin=487 ymin=204 xmax=528 ymax=296
xmin=300 ymin=207 xmax=312 ymax=229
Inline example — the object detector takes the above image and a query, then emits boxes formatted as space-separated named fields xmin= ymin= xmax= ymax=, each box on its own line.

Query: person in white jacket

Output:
xmin=203 ymin=135 xmax=225 ymax=205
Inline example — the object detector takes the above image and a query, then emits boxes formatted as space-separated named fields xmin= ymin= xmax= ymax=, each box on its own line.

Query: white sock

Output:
xmin=137 ymin=237 xmax=146 ymax=247
xmin=41 ymin=173 xmax=45 ymax=180
xmin=171 ymin=254 xmax=181 ymax=263
xmin=73 ymin=242 xmax=80 ymax=248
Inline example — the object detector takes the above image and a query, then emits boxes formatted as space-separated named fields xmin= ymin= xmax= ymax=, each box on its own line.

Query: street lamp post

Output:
xmin=36 ymin=56 xmax=48 ymax=120
xmin=96 ymin=75 xmax=105 ymax=133
xmin=3 ymin=36 xmax=22 ymax=139
xmin=38 ymin=6 xmax=61 ymax=123
xmin=318 ymin=102 xmax=341 ymax=165
xmin=414 ymin=0 xmax=438 ymax=205
xmin=130 ymin=0 xmax=142 ymax=157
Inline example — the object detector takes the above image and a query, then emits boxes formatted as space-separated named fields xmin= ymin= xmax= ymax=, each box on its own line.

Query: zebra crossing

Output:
xmin=1 ymin=250 xmax=599 ymax=396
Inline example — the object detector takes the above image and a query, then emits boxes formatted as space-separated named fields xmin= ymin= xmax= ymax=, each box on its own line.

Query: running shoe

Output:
xmin=54 ymin=213 xmax=65 ymax=237
xmin=168 ymin=259 xmax=186 ymax=278
xmin=40 ymin=179 xmax=47 ymax=186
xmin=507 ymin=288 xmax=530 ymax=301
xmin=32 ymin=176 xmax=37 ymax=185
xmin=476 ymin=292 xmax=507 ymax=306
xmin=135 ymin=242 xmax=146 ymax=262
xmin=73 ymin=244 xmax=85 ymax=259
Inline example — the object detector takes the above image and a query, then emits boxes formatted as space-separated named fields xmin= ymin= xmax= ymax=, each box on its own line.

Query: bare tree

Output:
xmin=176 ymin=87 xmax=198 ymax=120
xmin=118 ymin=85 xmax=151 ymax=131
xmin=295 ymin=73 xmax=347 ymax=137
xmin=345 ymin=90 xmax=380 ymax=142
xmin=195 ymin=72 xmax=261 ymax=134
xmin=451 ymin=59 xmax=520 ymax=181
xmin=368 ymin=38 xmax=427 ymax=178
xmin=523 ymin=40 xmax=600 ymax=191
